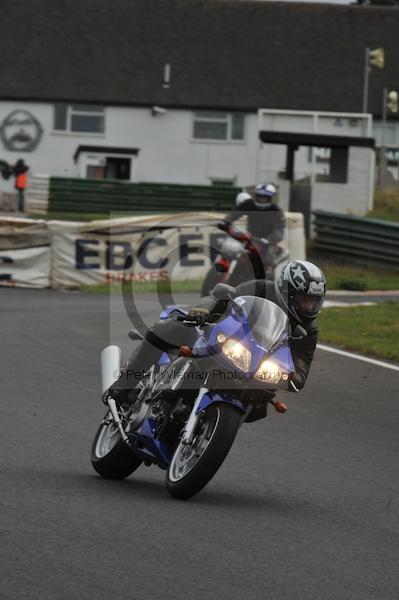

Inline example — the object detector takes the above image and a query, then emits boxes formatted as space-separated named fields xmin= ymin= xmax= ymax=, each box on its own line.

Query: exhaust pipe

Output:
xmin=101 ymin=345 xmax=122 ymax=394
xmin=101 ymin=345 xmax=130 ymax=446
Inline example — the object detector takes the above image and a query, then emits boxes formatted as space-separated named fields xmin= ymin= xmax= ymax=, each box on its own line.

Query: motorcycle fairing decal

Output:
xmin=159 ymin=352 xmax=171 ymax=366
xmin=195 ymin=391 xmax=244 ymax=415
xmin=159 ymin=305 xmax=187 ymax=320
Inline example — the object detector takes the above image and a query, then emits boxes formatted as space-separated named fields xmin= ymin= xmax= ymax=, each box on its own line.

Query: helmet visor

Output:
xmin=292 ymin=293 xmax=324 ymax=318
xmin=255 ymin=194 xmax=271 ymax=207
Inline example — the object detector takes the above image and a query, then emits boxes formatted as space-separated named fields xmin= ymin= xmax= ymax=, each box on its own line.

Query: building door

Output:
xmin=105 ymin=157 xmax=131 ymax=180
xmin=86 ymin=165 xmax=106 ymax=179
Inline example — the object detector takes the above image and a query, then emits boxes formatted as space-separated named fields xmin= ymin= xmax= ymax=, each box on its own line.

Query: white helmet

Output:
xmin=275 ymin=260 xmax=326 ymax=323
xmin=255 ymin=183 xmax=277 ymax=209
xmin=235 ymin=191 xmax=252 ymax=207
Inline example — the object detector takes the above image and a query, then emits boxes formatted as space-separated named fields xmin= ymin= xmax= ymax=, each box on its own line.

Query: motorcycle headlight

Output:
xmin=255 ymin=360 xmax=289 ymax=384
xmin=220 ymin=338 xmax=251 ymax=372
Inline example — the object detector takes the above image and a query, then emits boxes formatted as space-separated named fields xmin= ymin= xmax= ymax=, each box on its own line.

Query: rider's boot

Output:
xmin=105 ymin=340 xmax=163 ymax=405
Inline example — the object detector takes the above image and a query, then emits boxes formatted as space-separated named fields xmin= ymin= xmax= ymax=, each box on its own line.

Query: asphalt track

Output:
xmin=1 ymin=288 xmax=398 ymax=600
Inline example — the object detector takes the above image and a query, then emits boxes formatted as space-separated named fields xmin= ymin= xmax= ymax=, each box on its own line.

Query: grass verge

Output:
xmin=367 ymin=188 xmax=399 ymax=222
xmin=318 ymin=302 xmax=399 ymax=362
xmin=307 ymin=247 xmax=399 ymax=291
xmin=322 ymin=264 xmax=399 ymax=291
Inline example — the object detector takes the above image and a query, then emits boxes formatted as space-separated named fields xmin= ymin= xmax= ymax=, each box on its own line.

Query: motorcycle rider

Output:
xmin=107 ymin=260 xmax=326 ymax=412
xmin=217 ymin=183 xmax=285 ymax=243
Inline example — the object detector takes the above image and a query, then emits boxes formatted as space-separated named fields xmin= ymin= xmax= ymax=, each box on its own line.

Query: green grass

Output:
xmin=367 ymin=188 xmax=399 ymax=222
xmin=323 ymin=264 xmax=399 ymax=291
xmin=307 ymin=246 xmax=399 ymax=291
xmin=319 ymin=302 xmax=399 ymax=362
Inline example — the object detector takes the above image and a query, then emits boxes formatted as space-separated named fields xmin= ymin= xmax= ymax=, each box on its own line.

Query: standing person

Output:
xmin=13 ymin=159 xmax=29 ymax=213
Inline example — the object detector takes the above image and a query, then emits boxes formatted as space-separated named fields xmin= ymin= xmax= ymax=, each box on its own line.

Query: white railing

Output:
xmin=26 ymin=174 xmax=50 ymax=213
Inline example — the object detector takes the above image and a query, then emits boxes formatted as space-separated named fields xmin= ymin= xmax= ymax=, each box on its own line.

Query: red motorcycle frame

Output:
xmin=201 ymin=227 xmax=289 ymax=296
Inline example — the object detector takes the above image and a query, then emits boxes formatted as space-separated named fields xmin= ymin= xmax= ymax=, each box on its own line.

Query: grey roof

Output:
xmin=0 ymin=0 xmax=398 ymax=116
xmin=259 ymin=131 xmax=375 ymax=147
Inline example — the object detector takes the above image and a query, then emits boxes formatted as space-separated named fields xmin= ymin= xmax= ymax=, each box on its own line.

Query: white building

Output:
xmin=0 ymin=0 xmax=398 ymax=214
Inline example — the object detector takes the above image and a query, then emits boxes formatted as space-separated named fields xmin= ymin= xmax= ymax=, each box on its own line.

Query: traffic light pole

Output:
xmin=362 ymin=48 xmax=370 ymax=113
xmin=378 ymin=88 xmax=388 ymax=187
xmin=382 ymin=87 xmax=388 ymax=141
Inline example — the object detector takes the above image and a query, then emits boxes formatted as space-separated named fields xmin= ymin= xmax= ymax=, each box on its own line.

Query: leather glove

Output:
xmin=188 ymin=306 xmax=210 ymax=326
xmin=217 ymin=221 xmax=229 ymax=232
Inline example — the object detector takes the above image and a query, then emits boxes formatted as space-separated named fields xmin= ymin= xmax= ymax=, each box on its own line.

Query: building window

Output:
xmin=372 ymin=124 xmax=397 ymax=147
xmin=210 ymin=178 xmax=236 ymax=186
xmin=315 ymin=147 xmax=348 ymax=184
xmin=54 ymin=104 xmax=105 ymax=134
xmin=193 ymin=112 xmax=245 ymax=141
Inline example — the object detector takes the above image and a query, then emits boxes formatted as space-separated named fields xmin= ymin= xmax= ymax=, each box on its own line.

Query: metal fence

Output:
xmin=313 ymin=210 xmax=399 ymax=269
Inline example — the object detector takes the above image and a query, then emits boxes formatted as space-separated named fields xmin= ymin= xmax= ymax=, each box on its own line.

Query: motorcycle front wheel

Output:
xmin=91 ymin=410 xmax=142 ymax=479
xmin=166 ymin=403 xmax=241 ymax=500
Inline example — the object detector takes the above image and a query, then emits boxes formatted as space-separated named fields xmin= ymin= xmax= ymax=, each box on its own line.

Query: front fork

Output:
xmin=106 ymin=396 xmax=130 ymax=446
xmin=180 ymin=387 xmax=209 ymax=445
xmin=180 ymin=387 xmax=245 ymax=445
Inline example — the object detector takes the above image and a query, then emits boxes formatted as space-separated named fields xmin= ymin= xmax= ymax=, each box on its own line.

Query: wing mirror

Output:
xmin=212 ymin=282 xmax=237 ymax=300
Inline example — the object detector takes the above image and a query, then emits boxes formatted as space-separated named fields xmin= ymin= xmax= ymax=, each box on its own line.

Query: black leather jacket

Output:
xmin=223 ymin=198 xmax=285 ymax=243
xmin=195 ymin=279 xmax=318 ymax=391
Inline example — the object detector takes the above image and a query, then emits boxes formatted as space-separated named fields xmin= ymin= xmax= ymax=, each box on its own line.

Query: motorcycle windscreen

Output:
xmin=236 ymin=296 xmax=289 ymax=350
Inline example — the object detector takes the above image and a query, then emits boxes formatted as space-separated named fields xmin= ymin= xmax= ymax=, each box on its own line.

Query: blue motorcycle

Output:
xmin=91 ymin=285 xmax=298 ymax=499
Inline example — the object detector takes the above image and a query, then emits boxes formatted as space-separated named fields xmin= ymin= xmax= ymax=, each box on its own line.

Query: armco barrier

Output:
xmin=48 ymin=178 xmax=240 ymax=213
xmin=0 ymin=212 xmax=305 ymax=288
xmin=313 ymin=210 xmax=399 ymax=269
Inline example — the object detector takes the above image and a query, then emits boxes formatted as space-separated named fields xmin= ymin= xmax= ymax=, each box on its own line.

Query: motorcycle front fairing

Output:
xmin=202 ymin=296 xmax=295 ymax=390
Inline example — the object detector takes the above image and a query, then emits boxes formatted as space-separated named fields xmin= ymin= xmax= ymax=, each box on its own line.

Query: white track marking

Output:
xmin=317 ymin=344 xmax=399 ymax=372
xmin=323 ymin=301 xmax=375 ymax=308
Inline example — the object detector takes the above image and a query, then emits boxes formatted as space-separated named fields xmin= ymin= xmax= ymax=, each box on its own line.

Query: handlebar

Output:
xmin=176 ymin=314 xmax=196 ymax=322
xmin=175 ymin=314 xmax=206 ymax=326
xmin=175 ymin=313 xmax=215 ymax=326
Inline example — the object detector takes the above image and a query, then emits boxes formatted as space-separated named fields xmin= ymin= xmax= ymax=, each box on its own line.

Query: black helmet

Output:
xmin=275 ymin=260 xmax=326 ymax=322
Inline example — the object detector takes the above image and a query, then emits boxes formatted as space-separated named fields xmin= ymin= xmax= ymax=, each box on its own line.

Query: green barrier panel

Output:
xmin=48 ymin=177 xmax=240 ymax=214
xmin=313 ymin=210 xmax=399 ymax=269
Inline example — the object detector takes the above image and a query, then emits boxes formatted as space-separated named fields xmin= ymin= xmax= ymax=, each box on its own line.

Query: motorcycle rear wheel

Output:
xmin=91 ymin=410 xmax=142 ymax=479
xmin=166 ymin=403 xmax=241 ymax=500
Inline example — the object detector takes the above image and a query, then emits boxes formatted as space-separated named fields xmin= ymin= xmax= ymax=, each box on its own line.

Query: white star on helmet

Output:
xmin=291 ymin=264 xmax=306 ymax=282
